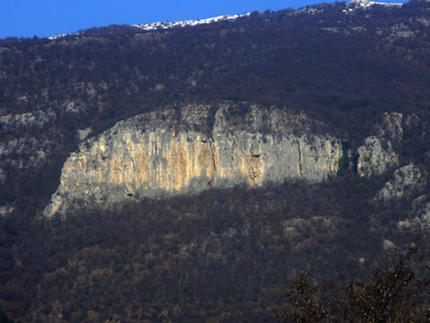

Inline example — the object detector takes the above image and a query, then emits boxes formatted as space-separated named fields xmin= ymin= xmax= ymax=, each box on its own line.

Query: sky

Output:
xmin=0 ymin=0 xmax=406 ymax=39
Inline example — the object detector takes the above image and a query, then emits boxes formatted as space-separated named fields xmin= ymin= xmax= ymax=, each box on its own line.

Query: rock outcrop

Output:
xmin=356 ymin=112 xmax=402 ymax=177
xmin=376 ymin=163 xmax=426 ymax=203
xmin=43 ymin=104 xmax=343 ymax=218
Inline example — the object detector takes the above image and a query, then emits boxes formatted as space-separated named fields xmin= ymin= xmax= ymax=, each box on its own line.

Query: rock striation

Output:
xmin=43 ymin=104 xmax=343 ymax=218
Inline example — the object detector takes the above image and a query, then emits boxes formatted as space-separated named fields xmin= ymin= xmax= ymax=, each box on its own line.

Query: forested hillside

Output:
xmin=1 ymin=0 xmax=430 ymax=321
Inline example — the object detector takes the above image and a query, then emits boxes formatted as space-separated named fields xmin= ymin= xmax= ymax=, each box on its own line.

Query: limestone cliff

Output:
xmin=356 ymin=112 xmax=403 ymax=177
xmin=43 ymin=104 xmax=343 ymax=218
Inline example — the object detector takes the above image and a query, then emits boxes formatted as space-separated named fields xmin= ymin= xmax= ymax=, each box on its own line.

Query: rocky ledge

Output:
xmin=43 ymin=103 xmax=344 ymax=218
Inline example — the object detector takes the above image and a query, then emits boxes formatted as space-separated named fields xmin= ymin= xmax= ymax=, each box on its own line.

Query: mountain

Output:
xmin=1 ymin=0 xmax=430 ymax=322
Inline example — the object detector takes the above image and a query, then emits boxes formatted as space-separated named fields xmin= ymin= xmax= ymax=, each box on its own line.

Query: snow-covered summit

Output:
xmin=132 ymin=13 xmax=249 ymax=31
xmin=295 ymin=0 xmax=402 ymax=16
xmin=348 ymin=0 xmax=403 ymax=7
xmin=48 ymin=32 xmax=80 ymax=40
xmin=47 ymin=13 xmax=248 ymax=40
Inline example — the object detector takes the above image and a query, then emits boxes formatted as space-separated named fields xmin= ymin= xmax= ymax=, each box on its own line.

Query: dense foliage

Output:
xmin=2 ymin=0 xmax=430 ymax=322
xmin=2 ymin=0 xmax=430 ymax=213
xmin=1 ymin=175 xmax=428 ymax=322
xmin=279 ymin=245 xmax=430 ymax=322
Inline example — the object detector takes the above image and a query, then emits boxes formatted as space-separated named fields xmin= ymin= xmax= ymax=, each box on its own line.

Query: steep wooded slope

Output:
xmin=2 ymin=0 xmax=430 ymax=214
xmin=1 ymin=1 xmax=430 ymax=322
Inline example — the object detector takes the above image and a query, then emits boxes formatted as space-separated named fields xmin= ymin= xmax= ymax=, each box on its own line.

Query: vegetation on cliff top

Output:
xmin=2 ymin=1 xmax=430 ymax=321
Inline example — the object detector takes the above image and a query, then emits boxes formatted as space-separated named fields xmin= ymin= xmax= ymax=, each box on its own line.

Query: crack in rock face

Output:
xmin=43 ymin=104 xmax=343 ymax=218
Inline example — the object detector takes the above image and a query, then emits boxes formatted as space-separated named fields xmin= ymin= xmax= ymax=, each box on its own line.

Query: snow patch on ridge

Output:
xmin=350 ymin=0 xmax=402 ymax=6
xmin=48 ymin=13 xmax=249 ymax=40
xmin=132 ymin=13 xmax=250 ymax=31
xmin=343 ymin=0 xmax=402 ymax=13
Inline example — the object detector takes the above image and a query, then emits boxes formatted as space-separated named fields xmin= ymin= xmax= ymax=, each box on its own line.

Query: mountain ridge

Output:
xmin=1 ymin=1 xmax=430 ymax=321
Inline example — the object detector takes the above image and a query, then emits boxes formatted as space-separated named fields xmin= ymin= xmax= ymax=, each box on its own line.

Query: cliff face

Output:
xmin=356 ymin=112 xmax=403 ymax=177
xmin=43 ymin=104 xmax=343 ymax=217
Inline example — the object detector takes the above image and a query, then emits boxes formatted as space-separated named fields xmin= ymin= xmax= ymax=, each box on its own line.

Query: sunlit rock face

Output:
xmin=43 ymin=104 xmax=343 ymax=218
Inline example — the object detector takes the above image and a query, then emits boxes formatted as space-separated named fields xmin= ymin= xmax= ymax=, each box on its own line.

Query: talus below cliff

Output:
xmin=43 ymin=104 xmax=343 ymax=218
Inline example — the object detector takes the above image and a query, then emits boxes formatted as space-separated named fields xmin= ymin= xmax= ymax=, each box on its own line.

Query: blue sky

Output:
xmin=1 ymin=0 xmax=406 ymax=39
